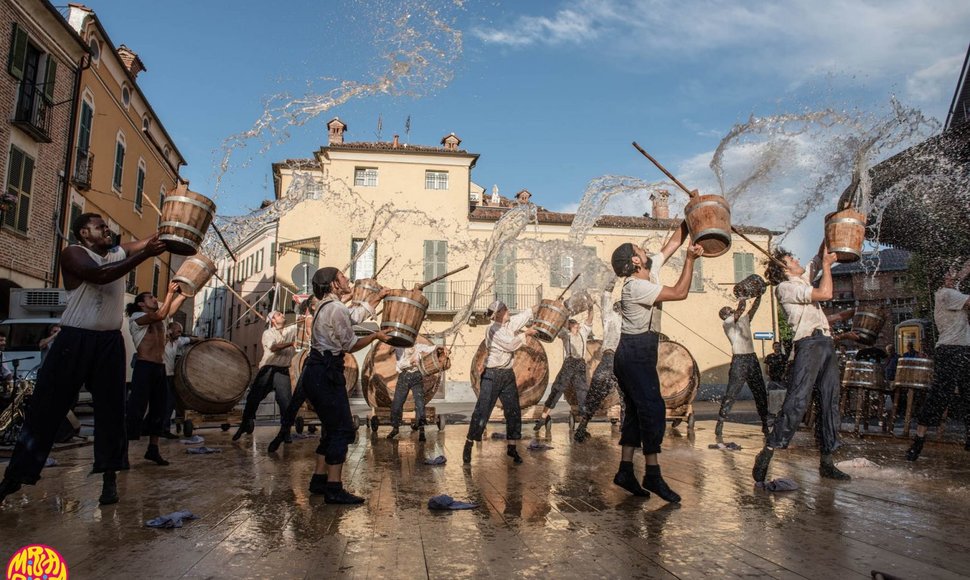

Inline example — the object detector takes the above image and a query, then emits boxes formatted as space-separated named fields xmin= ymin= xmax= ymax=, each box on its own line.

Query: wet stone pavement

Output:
xmin=2 ymin=419 xmax=970 ymax=579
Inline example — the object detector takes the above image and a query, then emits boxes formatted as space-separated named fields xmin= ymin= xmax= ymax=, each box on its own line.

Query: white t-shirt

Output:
xmin=395 ymin=343 xmax=436 ymax=373
xmin=558 ymin=324 xmax=591 ymax=359
xmin=620 ymin=252 xmax=665 ymax=334
xmin=259 ymin=325 xmax=298 ymax=368
xmin=722 ymin=315 xmax=755 ymax=355
xmin=60 ymin=245 xmax=127 ymax=331
xmin=775 ymin=271 xmax=830 ymax=342
xmin=934 ymin=287 xmax=970 ymax=347
xmin=129 ymin=312 xmax=150 ymax=349
xmin=484 ymin=309 xmax=533 ymax=369
xmin=164 ymin=336 xmax=191 ymax=376
xmin=311 ymin=297 xmax=358 ymax=356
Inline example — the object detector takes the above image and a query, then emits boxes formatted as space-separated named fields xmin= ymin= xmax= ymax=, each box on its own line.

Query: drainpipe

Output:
xmin=768 ymin=231 xmax=778 ymax=341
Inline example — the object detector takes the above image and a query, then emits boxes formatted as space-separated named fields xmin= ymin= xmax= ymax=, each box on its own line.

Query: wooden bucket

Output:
xmin=733 ymin=274 xmax=767 ymax=299
xmin=842 ymin=360 xmax=878 ymax=388
xmin=172 ymin=254 xmax=216 ymax=297
xmin=350 ymin=278 xmax=383 ymax=307
xmin=158 ymin=185 xmax=216 ymax=256
xmin=658 ymin=340 xmax=700 ymax=415
xmin=894 ymin=358 xmax=934 ymax=389
xmin=380 ymin=289 xmax=429 ymax=347
xmin=824 ymin=209 xmax=866 ymax=263
xmin=684 ymin=194 xmax=732 ymax=258
xmin=531 ymin=299 xmax=570 ymax=343
xmin=852 ymin=308 xmax=885 ymax=346
xmin=289 ymin=350 xmax=359 ymax=398
xmin=564 ymin=291 xmax=593 ymax=315
xmin=470 ymin=335 xmax=549 ymax=409
xmin=175 ymin=339 xmax=251 ymax=414
xmin=361 ymin=337 xmax=441 ymax=409
xmin=417 ymin=347 xmax=451 ymax=377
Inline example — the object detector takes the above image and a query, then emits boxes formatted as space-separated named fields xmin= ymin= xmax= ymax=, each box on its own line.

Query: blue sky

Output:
xmin=85 ymin=0 xmax=969 ymax=258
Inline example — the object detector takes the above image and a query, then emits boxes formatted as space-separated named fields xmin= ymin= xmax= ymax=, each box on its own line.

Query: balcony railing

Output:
xmin=401 ymin=280 xmax=541 ymax=313
xmin=73 ymin=148 xmax=94 ymax=190
xmin=11 ymin=84 xmax=51 ymax=143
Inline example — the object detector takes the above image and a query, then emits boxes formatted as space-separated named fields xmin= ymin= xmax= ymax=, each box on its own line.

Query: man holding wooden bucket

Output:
xmin=387 ymin=344 xmax=445 ymax=441
xmin=753 ymin=245 xmax=852 ymax=484
xmin=0 ymin=213 xmax=166 ymax=506
xmin=232 ymin=311 xmax=298 ymax=442
xmin=716 ymin=293 xmax=770 ymax=437
xmin=905 ymin=260 xmax=970 ymax=461
xmin=575 ymin=292 xmax=625 ymax=443
xmin=534 ymin=307 xmax=595 ymax=431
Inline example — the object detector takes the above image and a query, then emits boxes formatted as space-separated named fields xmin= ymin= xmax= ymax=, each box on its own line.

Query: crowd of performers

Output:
xmin=1 ymin=211 xmax=969 ymax=507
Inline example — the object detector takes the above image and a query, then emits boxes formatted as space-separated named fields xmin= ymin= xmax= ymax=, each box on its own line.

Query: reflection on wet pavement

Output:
xmin=2 ymin=420 xmax=969 ymax=578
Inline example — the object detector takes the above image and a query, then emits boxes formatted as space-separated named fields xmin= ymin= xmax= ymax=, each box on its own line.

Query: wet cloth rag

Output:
xmin=708 ymin=442 xmax=743 ymax=451
xmin=428 ymin=495 xmax=478 ymax=510
xmin=527 ymin=440 xmax=554 ymax=450
xmin=145 ymin=511 xmax=198 ymax=528
xmin=755 ymin=478 xmax=799 ymax=492
xmin=489 ymin=432 xmax=507 ymax=440
xmin=186 ymin=446 xmax=221 ymax=454
xmin=836 ymin=457 xmax=880 ymax=469
xmin=180 ymin=435 xmax=205 ymax=445
xmin=423 ymin=455 xmax=447 ymax=465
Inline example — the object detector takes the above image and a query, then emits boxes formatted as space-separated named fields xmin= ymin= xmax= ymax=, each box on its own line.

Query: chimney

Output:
xmin=515 ymin=189 xmax=532 ymax=204
xmin=392 ymin=134 xmax=399 ymax=148
xmin=650 ymin=189 xmax=670 ymax=219
xmin=327 ymin=117 xmax=347 ymax=145
xmin=440 ymin=132 xmax=461 ymax=151
xmin=117 ymin=44 xmax=146 ymax=78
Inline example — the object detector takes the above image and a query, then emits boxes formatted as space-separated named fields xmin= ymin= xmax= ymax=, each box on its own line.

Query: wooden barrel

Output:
xmin=894 ymin=358 xmax=934 ymax=389
xmin=658 ymin=340 xmax=700 ymax=415
xmin=350 ymin=278 xmax=383 ymax=307
xmin=684 ymin=194 xmax=732 ymax=258
xmin=733 ymin=274 xmax=767 ymax=299
xmin=361 ymin=337 xmax=441 ymax=409
xmin=824 ymin=208 xmax=866 ymax=263
xmin=563 ymin=339 xmax=621 ymax=410
xmin=842 ymin=360 xmax=878 ymax=388
xmin=852 ymin=308 xmax=885 ymax=346
xmin=380 ymin=289 xmax=429 ymax=347
xmin=175 ymin=339 xmax=251 ymax=414
xmin=417 ymin=347 xmax=451 ymax=377
xmin=172 ymin=254 xmax=216 ymax=297
xmin=289 ymin=350 xmax=359 ymax=396
xmin=158 ymin=185 xmax=216 ymax=256
xmin=531 ymin=299 xmax=570 ymax=343
xmin=470 ymin=335 xmax=549 ymax=409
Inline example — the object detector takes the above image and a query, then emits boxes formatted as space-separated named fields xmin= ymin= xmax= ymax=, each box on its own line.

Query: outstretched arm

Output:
xmin=657 ymin=244 xmax=704 ymax=303
xmin=659 ymin=220 xmax=690 ymax=262
xmin=61 ymin=236 xmax=166 ymax=289
xmin=810 ymin=250 xmax=837 ymax=302
xmin=746 ymin=295 xmax=762 ymax=320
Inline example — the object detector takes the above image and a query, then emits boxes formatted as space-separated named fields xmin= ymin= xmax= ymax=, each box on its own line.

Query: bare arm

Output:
xmin=348 ymin=331 xmax=389 ymax=353
xmin=746 ymin=295 xmax=762 ymax=320
xmin=957 ymin=258 xmax=970 ymax=283
xmin=585 ymin=307 xmax=595 ymax=326
xmin=733 ymin=299 xmax=747 ymax=323
xmin=659 ymin=220 xmax=690 ymax=262
xmin=657 ymin=244 xmax=704 ymax=303
xmin=61 ymin=235 xmax=166 ymax=290
xmin=133 ymin=283 xmax=181 ymax=325
xmin=810 ymin=251 xmax=837 ymax=302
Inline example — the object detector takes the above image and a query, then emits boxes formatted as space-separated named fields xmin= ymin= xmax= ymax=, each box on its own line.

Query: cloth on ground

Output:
xmin=186 ymin=446 xmax=221 ymax=454
xmin=145 ymin=510 xmax=198 ymax=528
xmin=836 ymin=457 xmax=880 ymax=469
xmin=44 ymin=458 xmax=58 ymax=467
xmin=489 ymin=432 xmax=507 ymax=440
xmin=428 ymin=495 xmax=478 ymax=510
xmin=755 ymin=478 xmax=799 ymax=492
xmin=423 ymin=455 xmax=447 ymax=465
xmin=180 ymin=435 xmax=204 ymax=445
xmin=707 ymin=442 xmax=743 ymax=451
xmin=527 ymin=440 xmax=554 ymax=450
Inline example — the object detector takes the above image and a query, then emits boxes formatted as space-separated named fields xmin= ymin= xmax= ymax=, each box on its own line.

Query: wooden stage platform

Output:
xmin=2 ymin=420 xmax=968 ymax=579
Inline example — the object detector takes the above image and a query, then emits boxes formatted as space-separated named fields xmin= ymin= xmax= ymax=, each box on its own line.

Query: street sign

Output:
xmin=753 ymin=331 xmax=775 ymax=341
xmin=291 ymin=262 xmax=315 ymax=293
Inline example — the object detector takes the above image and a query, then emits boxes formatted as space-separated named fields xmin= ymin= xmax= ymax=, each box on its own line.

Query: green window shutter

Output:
xmin=423 ymin=240 xmax=435 ymax=281
xmin=550 ymin=255 xmax=562 ymax=288
xmin=270 ymin=243 xmax=277 ymax=266
xmin=8 ymin=24 xmax=28 ymax=81
xmin=135 ymin=168 xmax=145 ymax=209
xmin=43 ymin=56 xmax=56 ymax=102
xmin=78 ymin=102 xmax=93 ymax=152
xmin=733 ymin=253 xmax=743 ymax=283
xmin=745 ymin=253 xmax=755 ymax=279
xmin=113 ymin=142 xmax=124 ymax=189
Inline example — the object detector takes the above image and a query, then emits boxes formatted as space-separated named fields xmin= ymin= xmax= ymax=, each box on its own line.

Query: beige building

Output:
xmin=270 ymin=118 xmax=778 ymax=400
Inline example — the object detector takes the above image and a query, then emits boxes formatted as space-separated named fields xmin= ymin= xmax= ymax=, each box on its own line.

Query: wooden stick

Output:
xmin=374 ymin=258 xmax=392 ymax=279
xmin=632 ymin=142 xmax=696 ymax=198
xmin=209 ymin=221 xmax=237 ymax=263
xmin=731 ymin=226 xmax=787 ymax=269
xmin=417 ymin=264 xmax=469 ymax=290
xmin=555 ymin=274 xmax=581 ymax=302
xmin=213 ymin=271 xmax=267 ymax=321
xmin=142 ymin=192 xmax=163 ymax=217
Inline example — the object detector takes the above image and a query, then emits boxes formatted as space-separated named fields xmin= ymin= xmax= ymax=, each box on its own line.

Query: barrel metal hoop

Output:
xmin=540 ymin=304 xmax=570 ymax=317
xmin=856 ymin=312 xmax=882 ymax=320
xmin=385 ymin=296 xmax=428 ymax=311
xmin=172 ymin=276 xmax=199 ymax=293
xmin=898 ymin=365 xmax=934 ymax=372
xmin=692 ymin=227 xmax=732 ymax=241
xmin=893 ymin=382 xmax=930 ymax=388
xmin=532 ymin=319 xmax=562 ymax=333
xmin=829 ymin=246 xmax=861 ymax=256
xmin=827 ymin=216 xmax=865 ymax=226
xmin=381 ymin=320 xmax=420 ymax=335
xmin=164 ymin=195 xmax=216 ymax=214
xmin=686 ymin=200 xmax=731 ymax=214
xmin=158 ymin=233 xmax=201 ymax=247
xmin=160 ymin=222 xmax=206 ymax=239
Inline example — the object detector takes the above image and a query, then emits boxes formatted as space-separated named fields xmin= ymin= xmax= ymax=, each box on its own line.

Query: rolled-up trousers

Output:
xmin=613 ymin=332 xmax=665 ymax=455
xmin=302 ymin=350 xmax=354 ymax=465
xmin=127 ymin=360 xmax=168 ymax=439
xmin=718 ymin=353 xmax=770 ymax=425
xmin=466 ymin=368 xmax=521 ymax=441
xmin=544 ymin=357 xmax=588 ymax=413
xmin=390 ymin=370 xmax=426 ymax=427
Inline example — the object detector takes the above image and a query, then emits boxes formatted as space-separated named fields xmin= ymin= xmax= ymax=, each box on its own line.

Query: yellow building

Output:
xmin=271 ymin=119 xmax=778 ymax=400
xmin=63 ymin=5 xmax=186 ymax=305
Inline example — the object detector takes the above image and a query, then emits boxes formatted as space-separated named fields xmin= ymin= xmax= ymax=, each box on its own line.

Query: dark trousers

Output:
xmin=164 ymin=375 xmax=177 ymax=432
xmin=466 ymin=368 xmax=521 ymax=441
xmin=390 ymin=370 xmax=426 ymax=427
xmin=5 ymin=326 xmax=128 ymax=484
xmin=127 ymin=360 xmax=168 ymax=440
xmin=767 ymin=334 xmax=841 ymax=454
xmin=544 ymin=357 xmax=588 ymax=413
xmin=583 ymin=350 xmax=623 ymax=421
xmin=614 ymin=332 xmax=665 ymax=454
xmin=916 ymin=345 xmax=970 ymax=427
xmin=302 ymin=350 xmax=354 ymax=465
xmin=719 ymin=353 xmax=770 ymax=424
xmin=280 ymin=364 xmax=307 ymax=431
xmin=241 ymin=365 xmax=292 ymax=425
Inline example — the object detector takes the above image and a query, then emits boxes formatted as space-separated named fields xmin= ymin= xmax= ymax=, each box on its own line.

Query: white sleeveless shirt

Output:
xmin=59 ymin=245 xmax=127 ymax=331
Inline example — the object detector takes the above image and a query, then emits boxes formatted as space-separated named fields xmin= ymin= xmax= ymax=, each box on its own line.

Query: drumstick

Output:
xmin=212 ymin=271 xmax=267 ymax=321
xmin=374 ymin=258 xmax=392 ymax=279
xmin=555 ymin=274 xmax=581 ymax=302
xmin=632 ymin=142 xmax=696 ymax=199
xmin=417 ymin=264 xmax=469 ymax=290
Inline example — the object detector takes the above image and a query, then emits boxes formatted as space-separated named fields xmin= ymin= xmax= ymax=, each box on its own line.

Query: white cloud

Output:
xmin=907 ymin=53 xmax=966 ymax=102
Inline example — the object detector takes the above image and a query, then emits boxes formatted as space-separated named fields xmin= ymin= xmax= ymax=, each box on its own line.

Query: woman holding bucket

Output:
xmin=608 ymin=219 xmax=701 ymax=503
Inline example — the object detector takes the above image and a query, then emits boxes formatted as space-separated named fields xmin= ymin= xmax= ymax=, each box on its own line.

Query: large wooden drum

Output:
xmin=658 ymin=340 xmax=700 ymax=416
xmin=894 ymin=358 xmax=934 ymax=389
xmin=852 ymin=308 xmax=885 ymax=345
xmin=564 ymin=339 xmax=620 ymax=410
xmin=361 ymin=337 xmax=442 ymax=409
xmin=684 ymin=194 xmax=732 ymax=258
xmin=531 ymin=299 xmax=570 ymax=343
xmin=380 ymin=289 xmax=429 ymax=347
xmin=175 ymin=339 xmax=251 ymax=414
xmin=417 ymin=347 xmax=451 ymax=377
xmin=824 ymin=208 xmax=866 ymax=263
xmin=842 ymin=360 xmax=879 ymax=389
xmin=470 ymin=335 xmax=549 ymax=409
xmin=289 ymin=350 xmax=359 ymax=396
xmin=351 ymin=278 xmax=383 ymax=307
xmin=158 ymin=184 xmax=216 ymax=256
xmin=172 ymin=254 xmax=216 ymax=297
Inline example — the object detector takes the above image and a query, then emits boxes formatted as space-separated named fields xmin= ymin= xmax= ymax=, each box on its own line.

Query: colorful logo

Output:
xmin=6 ymin=544 xmax=67 ymax=580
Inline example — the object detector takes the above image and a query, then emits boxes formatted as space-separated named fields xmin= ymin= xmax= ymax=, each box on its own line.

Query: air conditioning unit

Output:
xmin=7 ymin=288 xmax=68 ymax=318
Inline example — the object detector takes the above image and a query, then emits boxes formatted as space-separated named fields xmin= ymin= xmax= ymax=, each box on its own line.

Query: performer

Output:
xmin=162 ymin=322 xmax=198 ymax=437
xmin=387 ymin=344 xmax=446 ymax=441
xmin=574 ymin=291 xmax=624 ymax=443
xmin=463 ymin=300 xmax=538 ymax=465
xmin=126 ymin=284 xmax=186 ymax=465
xmin=905 ymin=259 xmax=970 ymax=460
xmin=0 ymin=213 xmax=165 ymax=505
xmin=716 ymin=294 xmax=769 ymax=437
xmin=752 ymin=244 xmax=851 ymax=484
xmin=232 ymin=311 xmax=298 ymax=442
xmin=533 ymin=307 xmax=594 ymax=431
xmin=764 ymin=342 xmax=788 ymax=385
xmin=302 ymin=267 xmax=386 ymax=503
xmin=608 ymin=222 xmax=701 ymax=503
